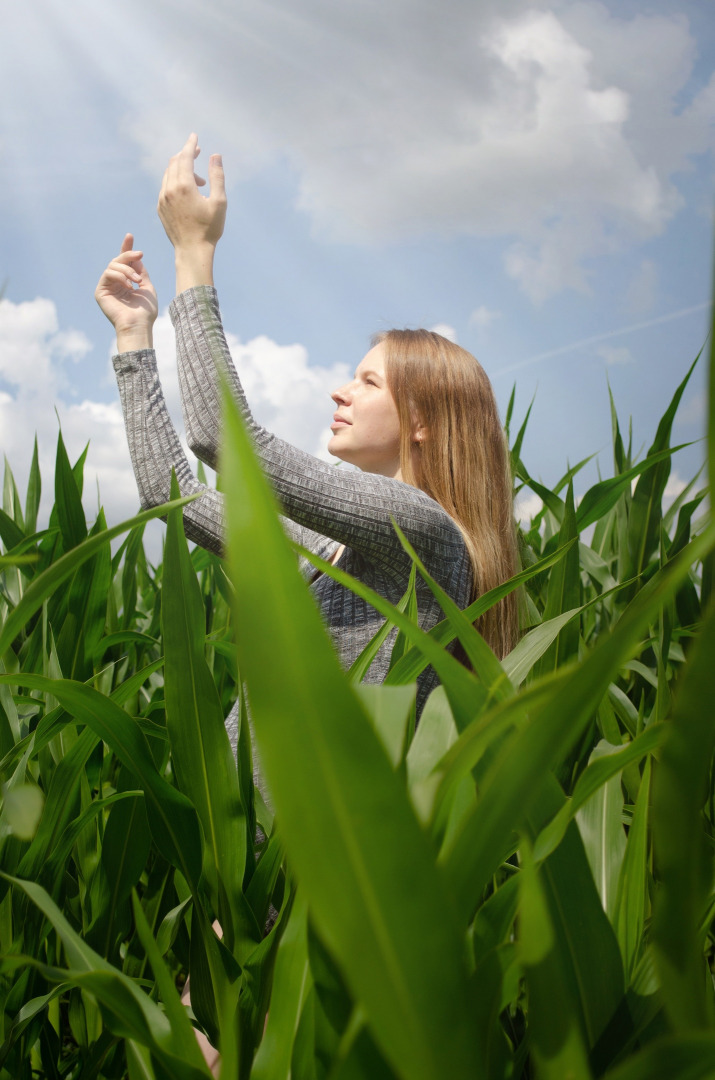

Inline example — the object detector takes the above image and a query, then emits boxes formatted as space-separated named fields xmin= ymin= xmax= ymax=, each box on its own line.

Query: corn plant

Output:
xmin=0 ymin=287 xmax=713 ymax=1078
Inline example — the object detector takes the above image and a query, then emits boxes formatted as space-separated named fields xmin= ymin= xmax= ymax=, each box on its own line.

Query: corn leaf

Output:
xmin=221 ymin=377 xmax=481 ymax=1080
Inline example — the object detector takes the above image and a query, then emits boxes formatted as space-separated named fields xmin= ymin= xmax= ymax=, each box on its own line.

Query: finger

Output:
xmin=110 ymin=253 xmax=144 ymax=275
xmin=208 ymin=154 xmax=225 ymax=199
xmin=179 ymin=133 xmax=199 ymax=176
xmin=164 ymin=141 xmax=184 ymax=189
xmin=113 ymin=249 xmax=143 ymax=266
xmin=108 ymin=260 xmax=142 ymax=283
xmin=121 ymin=233 xmax=134 ymax=254
xmin=195 ymin=173 xmax=207 ymax=187
xmin=100 ymin=267 xmax=137 ymax=290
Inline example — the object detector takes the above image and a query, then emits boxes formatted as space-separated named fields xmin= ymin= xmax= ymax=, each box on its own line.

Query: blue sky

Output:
xmin=1 ymin=0 xmax=713 ymax=553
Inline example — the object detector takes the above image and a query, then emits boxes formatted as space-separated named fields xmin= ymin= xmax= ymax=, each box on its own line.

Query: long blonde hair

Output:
xmin=375 ymin=329 xmax=520 ymax=659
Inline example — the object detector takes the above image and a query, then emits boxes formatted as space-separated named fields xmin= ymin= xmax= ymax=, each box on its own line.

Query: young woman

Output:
xmin=95 ymin=135 xmax=519 ymax=749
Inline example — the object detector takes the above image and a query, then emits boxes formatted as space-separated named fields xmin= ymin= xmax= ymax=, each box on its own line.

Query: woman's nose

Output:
xmin=331 ymin=384 xmax=351 ymax=405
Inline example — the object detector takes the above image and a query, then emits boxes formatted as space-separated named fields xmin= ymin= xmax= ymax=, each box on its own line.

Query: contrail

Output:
xmin=496 ymin=300 xmax=712 ymax=377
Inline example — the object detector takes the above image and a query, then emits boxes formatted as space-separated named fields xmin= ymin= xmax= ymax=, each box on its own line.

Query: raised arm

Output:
xmin=96 ymin=235 xmax=225 ymax=554
xmin=158 ymin=132 xmax=225 ymax=296
xmin=156 ymin=136 xmax=466 ymax=585
xmin=157 ymin=134 xmax=226 ymax=471
xmin=111 ymin=346 xmax=225 ymax=555
xmin=171 ymin=284 xmax=465 ymax=584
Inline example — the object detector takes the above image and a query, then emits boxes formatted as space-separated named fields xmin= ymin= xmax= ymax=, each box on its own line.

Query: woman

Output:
xmin=96 ymin=135 xmax=519 ymax=746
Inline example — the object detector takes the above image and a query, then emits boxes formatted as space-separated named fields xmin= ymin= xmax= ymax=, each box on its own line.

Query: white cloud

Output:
xmin=515 ymin=491 xmax=543 ymax=524
xmin=0 ymin=297 xmax=348 ymax=548
xmin=0 ymin=297 xmax=139 ymax=529
xmin=149 ymin=310 xmax=350 ymax=461
xmin=429 ymin=323 xmax=458 ymax=343
xmin=0 ymin=298 xmax=92 ymax=390
xmin=470 ymin=305 xmax=501 ymax=329
xmin=596 ymin=344 xmax=634 ymax=366
xmin=664 ymin=471 xmax=687 ymax=501
xmin=504 ymin=217 xmax=596 ymax=303
xmin=2 ymin=1 xmax=713 ymax=304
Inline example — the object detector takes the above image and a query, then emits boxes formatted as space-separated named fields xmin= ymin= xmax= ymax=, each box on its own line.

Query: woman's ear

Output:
xmin=413 ymin=423 xmax=427 ymax=445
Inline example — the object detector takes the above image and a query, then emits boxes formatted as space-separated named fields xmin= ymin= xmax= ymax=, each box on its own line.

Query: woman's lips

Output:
xmin=331 ymin=414 xmax=351 ymax=429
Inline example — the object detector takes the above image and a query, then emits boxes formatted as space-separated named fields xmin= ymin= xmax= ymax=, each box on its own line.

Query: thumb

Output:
xmin=209 ymin=154 xmax=225 ymax=199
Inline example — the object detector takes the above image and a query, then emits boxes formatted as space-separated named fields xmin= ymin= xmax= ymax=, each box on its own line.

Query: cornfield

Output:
xmin=0 ymin=295 xmax=713 ymax=1078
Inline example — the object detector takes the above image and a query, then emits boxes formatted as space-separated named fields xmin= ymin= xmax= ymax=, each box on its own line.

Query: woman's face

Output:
xmin=328 ymin=343 xmax=403 ymax=479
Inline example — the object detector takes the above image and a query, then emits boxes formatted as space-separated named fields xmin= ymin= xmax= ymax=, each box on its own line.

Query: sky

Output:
xmin=0 ymin=0 xmax=713 ymax=559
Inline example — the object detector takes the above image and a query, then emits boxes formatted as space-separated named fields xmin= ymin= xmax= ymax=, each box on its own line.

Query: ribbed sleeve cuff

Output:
xmin=168 ymin=285 xmax=220 ymax=328
xmin=111 ymin=348 xmax=157 ymax=375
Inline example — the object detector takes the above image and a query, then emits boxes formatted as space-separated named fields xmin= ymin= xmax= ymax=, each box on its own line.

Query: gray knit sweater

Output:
xmin=112 ymin=286 xmax=472 ymax=732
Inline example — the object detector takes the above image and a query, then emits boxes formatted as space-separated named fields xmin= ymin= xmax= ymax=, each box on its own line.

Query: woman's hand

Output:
xmin=95 ymin=234 xmax=158 ymax=352
xmin=158 ymin=133 xmax=226 ymax=292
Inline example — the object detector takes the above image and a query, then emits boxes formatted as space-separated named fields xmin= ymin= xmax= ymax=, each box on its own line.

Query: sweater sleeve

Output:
xmin=112 ymin=347 xmax=333 ymax=568
xmin=112 ymin=348 xmax=225 ymax=554
xmin=169 ymin=286 xmax=466 ymax=583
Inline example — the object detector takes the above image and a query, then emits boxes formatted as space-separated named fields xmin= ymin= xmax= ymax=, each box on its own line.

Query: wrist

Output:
xmin=174 ymin=244 xmax=216 ymax=293
xmin=115 ymin=325 xmax=154 ymax=353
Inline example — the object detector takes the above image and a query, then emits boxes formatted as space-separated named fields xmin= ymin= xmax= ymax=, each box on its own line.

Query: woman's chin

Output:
xmin=327 ymin=436 xmax=346 ymax=460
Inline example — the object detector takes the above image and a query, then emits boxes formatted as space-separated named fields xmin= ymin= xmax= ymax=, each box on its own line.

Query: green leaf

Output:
xmin=518 ymin=837 xmax=592 ymax=1079
xmin=709 ymin=254 xmax=715 ymax=505
xmin=3 ymin=456 xmax=24 ymax=530
xmin=385 ymin=540 xmax=577 ymax=688
xmin=297 ymin=542 xmax=484 ymax=733
xmin=251 ymin=892 xmax=312 ymax=1080
xmin=54 ymin=428 xmax=87 ymax=550
xmin=130 ymin=891 xmax=208 ymax=1068
xmin=155 ymin=896 xmax=193 ymax=958
xmin=405 ymin=687 xmax=457 ymax=791
xmin=221 ymin=376 xmax=480 ymax=1079
xmin=355 ymin=683 xmax=415 ymax=769
xmin=24 ymin=436 xmax=41 ymax=536
xmin=601 ymin=1034 xmax=715 ymax=1080
xmin=575 ymin=741 xmax=627 ymax=921
xmin=533 ymin=725 xmax=663 ymax=864
xmin=0 ymin=496 xmax=196 ymax=660
xmin=439 ymin=520 xmax=715 ymax=922
xmin=15 ymin=725 xmax=98 ymax=881
xmin=390 ymin=519 xmax=512 ymax=699
xmin=44 ymin=790 xmax=144 ymax=889
xmin=522 ymin=777 xmax=624 ymax=1064
xmin=505 ymin=607 xmax=580 ymax=687
xmin=627 ymin=354 xmax=700 ymax=579
xmin=126 ymin=1039 xmax=158 ymax=1080
xmin=509 ymin=391 xmax=535 ymax=465
xmin=89 ymin=773 xmax=152 ymax=958
xmin=0 ymin=783 xmax=44 ymax=841
xmin=1 ymin=675 xmax=203 ymax=891
xmin=3 ymin=874 xmax=212 ymax=1079
xmin=0 ymin=507 xmax=25 ymax=552
xmin=162 ymin=474 xmax=250 ymax=955
xmin=575 ymin=443 xmax=693 ymax=535
xmin=347 ymin=566 xmax=416 ymax=684
xmin=430 ymin=676 xmax=566 ymax=832
xmin=613 ymin=757 xmax=652 ymax=981
xmin=535 ymin=480 xmax=580 ymax=677
xmin=651 ymin=595 xmax=715 ymax=1030
xmin=80 ymin=513 xmax=112 ymax=668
